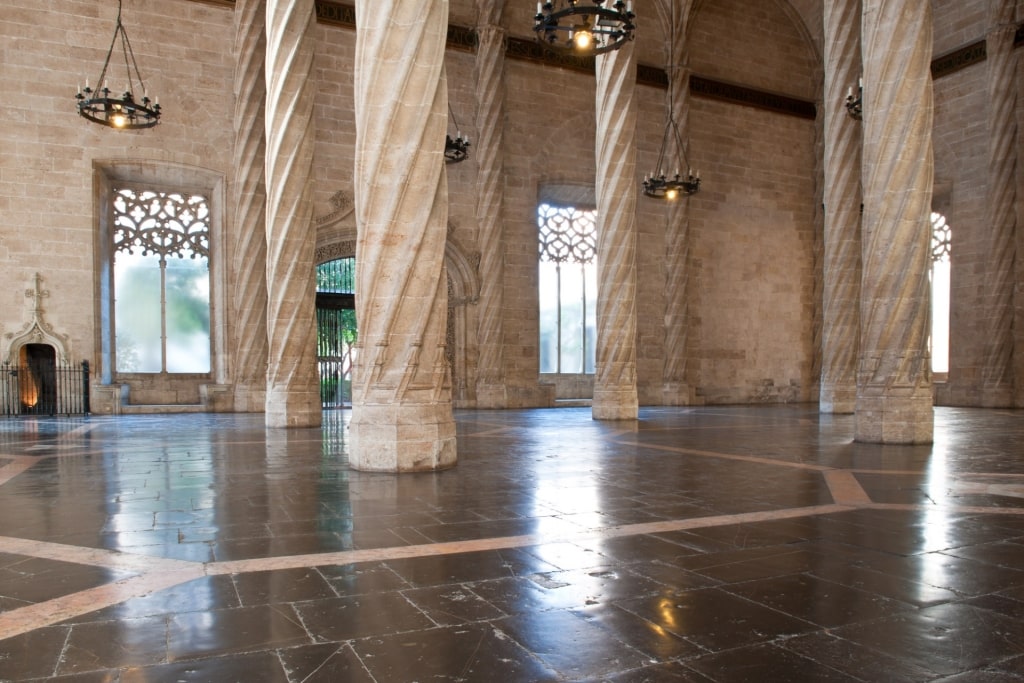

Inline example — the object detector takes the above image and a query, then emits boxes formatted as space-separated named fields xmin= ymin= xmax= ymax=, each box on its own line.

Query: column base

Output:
xmin=820 ymin=383 xmax=857 ymax=414
xmin=200 ymin=384 xmax=234 ymax=412
xmin=265 ymin=385 xmax=321 ymax=428
xmin=349 ymin=402 xmax=457 ymax=472
xmin=854 ymin=389 xmax=933 ymax=443
xmin=592 ymin=387 xmax=638 ymax=420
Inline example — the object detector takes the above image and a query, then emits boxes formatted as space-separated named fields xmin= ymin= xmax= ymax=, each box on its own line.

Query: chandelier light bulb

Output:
xmin=533 ymin=0 xmax=635 ymax=55
xmin=574 ymin=29 xmax=593 ymax=50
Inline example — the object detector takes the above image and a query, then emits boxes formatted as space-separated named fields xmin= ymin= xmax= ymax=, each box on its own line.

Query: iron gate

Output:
xmin=1 ymin=360 xmax=90 ymax=417
xmin=316 ymin=293 xmax=356 ymax=409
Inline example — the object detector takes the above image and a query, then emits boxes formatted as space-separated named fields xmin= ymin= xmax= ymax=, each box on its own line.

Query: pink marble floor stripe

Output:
xmin=0 ymin=457 xmax=41 ymax=487
xmin=0 ymin=535 xmax=195 ymax=573
xmin=208 ymin=504 xmax=855 ymax=575
xmin=823 ymin=470 xmax=874 ymax=505
xmin=623 ymin=440 xmax=834 ymax=472
xmin=0 ymin=567 xmax=204 ymax=642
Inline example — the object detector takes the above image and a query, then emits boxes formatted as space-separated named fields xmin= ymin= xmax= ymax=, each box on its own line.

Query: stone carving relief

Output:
xmin=315 ymin=239 xmax=357 ymax=264
xmin=316 ymin=190 xmax=355 ymax=228
xmin=4 ymin=273 xmax=70 ymax=363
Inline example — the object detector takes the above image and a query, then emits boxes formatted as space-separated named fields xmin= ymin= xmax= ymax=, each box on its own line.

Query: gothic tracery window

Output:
xmin=112 ymin=188 xmax=211 ymax=373
xmin=538 ymin=203 xmax=597 ymax=374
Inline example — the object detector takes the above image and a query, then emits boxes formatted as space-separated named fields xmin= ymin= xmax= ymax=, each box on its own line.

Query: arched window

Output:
xmin=930 ymin=212 xmax=951 ymax=376
xmin=113 ymin=188 xmax=211 ymax=374
xmin=538 ymin=203 xmax=597 ymax=374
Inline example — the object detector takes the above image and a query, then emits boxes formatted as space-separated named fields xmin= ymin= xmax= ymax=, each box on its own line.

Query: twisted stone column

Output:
xmin=980 ymin=0 xmax=1018 ymax=406
xmin=264 ymin=0 xmax=320 ymax=428
xmin=854 ymin=0 xmax=933 ymax=443
xmin=231 ymin=0 xmax=269 ymax=413
xmin=350 ymin=0 xmax=456 ymax=471
xmin=820 ymin=0 xmax=862 ymax=413
xmin=473 ymin=19 xmax=507 ymax=408
xmin=593 ymin=40 xmax=639 ymax=421
xmin=662 ymin=0 xmax=698 ymax=405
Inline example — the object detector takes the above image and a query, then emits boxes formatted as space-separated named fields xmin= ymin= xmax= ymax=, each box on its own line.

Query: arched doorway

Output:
xmin=19 ymin=344 xmax=57 ymax=415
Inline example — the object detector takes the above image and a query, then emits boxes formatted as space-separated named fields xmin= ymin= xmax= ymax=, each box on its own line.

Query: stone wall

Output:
xmin=0 ymin=0 xmax=235 ymax=409
xmin=0 ymin=0 xmax=1019 ymax=411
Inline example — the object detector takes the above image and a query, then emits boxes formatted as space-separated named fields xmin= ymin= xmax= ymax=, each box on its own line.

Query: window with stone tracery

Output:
xmin=930 ymin=211 xmax=951 ymax=376
xmin=538 ymin=203 xmax=597 ymax=374
xmin=112 ymin=188 xmax=211 ymax=373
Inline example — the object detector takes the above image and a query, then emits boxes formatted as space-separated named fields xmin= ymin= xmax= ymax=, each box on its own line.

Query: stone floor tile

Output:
xmin=617 ymin=586 xmax=816 ymax=652
xmin=353 ymin=623 xmax=561 ymax=681
xmin=291 ymin=591 xmax=435 ymax=642
xmin=494 ymin=609 xmax=650 ymax=680
xmin=685 ymin=642 xmax=865 ymax=682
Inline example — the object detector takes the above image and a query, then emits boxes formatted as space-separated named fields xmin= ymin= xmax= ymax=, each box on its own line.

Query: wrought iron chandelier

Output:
xmin=642 ymin=115 xmax=700 ymax=200
xmin=534 ymin=0 xmax=636 ymax=55
xmin=75 ymin=0 xmax=161 ymax=130
xmin=845 ymin=78 xmax=863 ymax=120
xmin=642 ymin=3 xmax=698 ymax=201
xmin=444 ymin=104 xmax=470 ymax=164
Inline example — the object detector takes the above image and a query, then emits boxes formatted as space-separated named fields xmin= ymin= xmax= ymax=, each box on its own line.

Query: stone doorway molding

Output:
xmin=3 ymin=273 xmax=71 ymax=365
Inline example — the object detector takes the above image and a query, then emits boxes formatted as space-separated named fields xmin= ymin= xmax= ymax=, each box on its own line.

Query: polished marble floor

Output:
xmin=0 ymin=405 xmax=1022 ymax=681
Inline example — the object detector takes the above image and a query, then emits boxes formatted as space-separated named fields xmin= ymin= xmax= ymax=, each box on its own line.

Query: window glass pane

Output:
xmin=584 ymin=261 xmax=597 ymax=374
xmin=538 ymin=203 xmax=598 ymax=375
xmin=930 ymin=212 xmax=951 ymax=375
xmin=538 ymin=261 xmax=559 ymax=373
xmin=114 ymin=251 xmax=162 ymax=372
xmin=113 ymin=188 xmax=212 ymax=375
xmin=559 ymin=264 xmax=585 ymax=373
xmin=931 ymin=259 xmax=950 ymax=374
xmin=165 ymin=256 xmax=211 ymax=373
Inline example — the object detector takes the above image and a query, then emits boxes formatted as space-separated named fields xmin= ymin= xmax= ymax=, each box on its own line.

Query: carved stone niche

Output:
xmin=3 ymin=273 xmax=71 ymax=365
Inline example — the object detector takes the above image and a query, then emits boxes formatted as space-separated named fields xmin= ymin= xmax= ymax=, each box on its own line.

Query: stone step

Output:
xmin=554 ymin=398 xmax=592 ymax=407
xmin=120 ymin=404 xmax=206 ymax=415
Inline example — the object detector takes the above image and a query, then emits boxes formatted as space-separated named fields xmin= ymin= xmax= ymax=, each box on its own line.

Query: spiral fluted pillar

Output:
xmin=854 ymin=0 xmax=934 ymax=443
xmin=820 ymin=0 xmax=862 ymax=414
xmin=231 ymin=0 xmax=269 ymax=413
xmin=661 ymin=0 xmax=699 ymax=405
xmin=592 ymin=41 xmax=639 ymax=421
xmin=264 ymin=0 xmax=321 ymax=428
xmin=349 ymin=0 xmax=456 ymax=471
xmin=980 ymin=0 xmax=1018 ymax=406
xmin=473 ymin=19 xmax=508 ymax=408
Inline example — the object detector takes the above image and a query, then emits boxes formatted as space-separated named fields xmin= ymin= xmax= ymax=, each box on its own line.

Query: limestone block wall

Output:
xmin=682 ymin=0 xmax=819 ymax=404
xmin=933 ymin=0 xmax=990 ymax=53
xmin=933 ymin=63 xmax=991 ymax=405
xmin=930 ymin=0 xmax=1023 ymax=407
xmin=0 ymin=0 xmax=235 ymax=408
xmin=500 ymin=60 xmax=596 ymax=406
xmin=312 ymin=22 xmax=357 ymax=218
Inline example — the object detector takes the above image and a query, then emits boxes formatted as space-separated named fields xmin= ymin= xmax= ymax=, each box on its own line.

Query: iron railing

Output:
xmin=1 ymin=361 xmax=90 ymax=417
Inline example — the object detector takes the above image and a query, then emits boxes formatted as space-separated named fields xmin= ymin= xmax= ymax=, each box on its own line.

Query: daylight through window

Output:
xmin=113 ymin=188 xmax=211 ymax=374
xmin=930 ymin=212 xmax=951 ymax=375
xmin=538 ymin=203 xmax=597 ymax=374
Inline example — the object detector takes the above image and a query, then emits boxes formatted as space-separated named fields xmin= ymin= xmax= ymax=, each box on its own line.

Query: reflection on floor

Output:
xmin=0 ymin=405 xmax=1023 ymax=681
